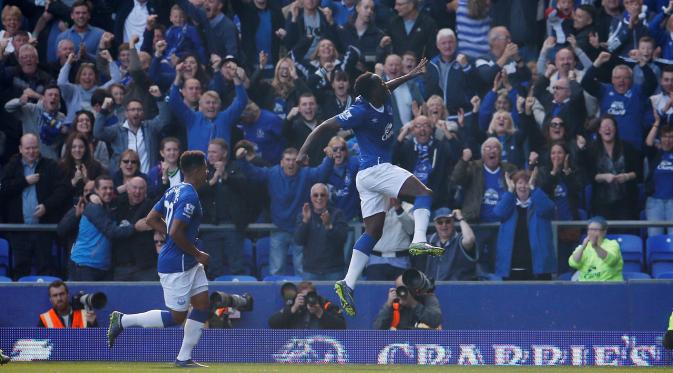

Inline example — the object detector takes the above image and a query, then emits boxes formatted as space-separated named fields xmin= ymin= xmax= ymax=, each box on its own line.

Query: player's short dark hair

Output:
xmin=298 ymin=92 xmax=316 ymax=102
xmin=180 ymin=150 xmax=206 ymax=174
xmin=354 ymin=72 xmax=378 ymax=101
xmin=664 ymin=330 xmax=673 ymax=350
xmin=44 ymin=84 xmax=61 ymax=95
xmin=639 ymin=35 xmax=655 ymax=46
xmin=48 ymin=280 xmax=69 ymax=294
xmin=94 ymin=175 xmax=113 ymax=189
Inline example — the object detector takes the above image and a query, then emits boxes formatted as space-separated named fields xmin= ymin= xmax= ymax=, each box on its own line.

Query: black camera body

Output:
xmin=395 ymin=285 xmax=408 ymax=299
xmin=305 ymin=291 xmax=319 ymax=306
xmin=72 ymin=291 xmax=107 ymax=310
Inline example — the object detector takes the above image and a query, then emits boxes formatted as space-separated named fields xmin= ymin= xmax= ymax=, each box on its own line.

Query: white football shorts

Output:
xmin=356 ymin=163 xmax=412 ymax=218
xmin=158 ymin=263 xmax=209 ymax=312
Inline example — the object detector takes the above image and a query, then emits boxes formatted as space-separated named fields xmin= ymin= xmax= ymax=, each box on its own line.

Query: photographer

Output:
xmin=373 ymin=269 xmax=442 ymax=330
xmin=38 ymin=280 xmax=98 ymax=328
xmin=268 ymin=281 xmax=346 ymax=330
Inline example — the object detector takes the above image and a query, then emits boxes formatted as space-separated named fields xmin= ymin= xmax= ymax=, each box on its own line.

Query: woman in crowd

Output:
xmin=147 ymin=137 xmax=183 ymax=199
xmin=249 ymin=56 xmax=309 ymax=120
xmin=112 ymin=149 xmax=148 ymax=195
xmin=569 ymin=216 xmax=624 ymax=281
xmin=150 ymin=50 xmax=209 ymax=92
xmin=494 ymin=169 xmax=556 ymax=280
xmin=291 ymin=38 xmax=360 ymax=96
xmin=0 ymin=5 xmax=23 ymax=55
xmin=580 ymin=115 xmax=642 ymax=220
xmin=67 ymin=110 xmax=111 ymax=171
xmin=338 ymin=0 xmax=385 ymax=72
xmin=644 ymin=114 xmax=673 ymax=236
xmin=478 ymin=102 xmax=541 ymax=169
xmin=58 ymin=52 xmax=121 ymax=124
xmin=59 ymin=132 xmax=105 ymax=201
xmin=536 ymin=141 xmax=584 ymax=272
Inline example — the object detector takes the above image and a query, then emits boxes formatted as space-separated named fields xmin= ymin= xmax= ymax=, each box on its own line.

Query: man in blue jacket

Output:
xmin=69 ymin=175 xmax=136 ymax=281
xmin=236 ymin=147 xmax=334 ymax=276
xmin=168 ymin=63 xmax=248 ymax=153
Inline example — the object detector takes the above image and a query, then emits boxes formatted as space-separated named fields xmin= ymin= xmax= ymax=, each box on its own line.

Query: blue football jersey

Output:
xmin=153 ymin=183 xmax=202 ymax=273
xmin=335 ymin=96 xmax=394 ymax=169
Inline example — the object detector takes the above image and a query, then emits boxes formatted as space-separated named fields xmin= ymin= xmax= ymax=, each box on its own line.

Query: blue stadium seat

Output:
xmin=0 ymin=276 xmax=12 ymax=282
xmin=263 ymin=275 xmax=302 ymax=282
xmin=213 ymin=275 xmax=258 ymax=282
xmin=646 ymin=234 xmax=673 ymax=267
xmin=623 ymin=262 xmax=642 ymax=273
xmin=652 ymin=262 xmax=673 ymax=279
xmin=577 ymin=209 xmax=588 ymax=220
xmin=606 ymin=234 xmax=643 ymax=268
xmin=623 ymin=272 xmax=651 ymax=280
xmin=557 ymin=272 xmax=574 ymax=281
xmin=655 ymin=271 xmax=673 ymax=279
xmin=18 ymin=275 xmax=61 ymax=283
xmin=0 ymin=238 xmax=9 ymax=276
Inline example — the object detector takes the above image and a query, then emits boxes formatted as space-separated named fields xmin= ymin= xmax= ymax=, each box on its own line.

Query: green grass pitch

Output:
xmin=1 ymin=363 xmax=671 ymax=372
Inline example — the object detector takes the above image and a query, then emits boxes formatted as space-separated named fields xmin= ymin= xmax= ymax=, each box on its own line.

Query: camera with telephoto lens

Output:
xmin=395 ymin=285 xmax=409 ymax=299
xmin=402 ymin=268 xmax=434 ymax=296
xmin=72 ymin=291 xmax=107 ymax=310
xmin=304 ymin=291 xmax=319 ymax=306
xmin=209 ymin=291 xmax=254 ymax=312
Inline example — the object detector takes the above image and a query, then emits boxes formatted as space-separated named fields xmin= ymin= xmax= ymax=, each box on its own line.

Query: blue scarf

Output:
xmin=40 ymin=111 xmax=65 ymax=145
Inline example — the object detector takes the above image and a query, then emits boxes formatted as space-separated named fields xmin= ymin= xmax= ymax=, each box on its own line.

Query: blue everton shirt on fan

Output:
xmin=598 ymin=84 xmax=647 ymax=151
xmin=241 ymin=109 xmax=285 ymax=164
xmin=153 ymin=183 xmax=202 ymax=273
xmin=553 ymin=182 xmax=573 ymax=220
xmin=480 ymin=166 xmax=504 ymax=222
xmin=653 ymin=152 xmax=673 ymax=199
xmin=335 ymin=96 xmax=395 ymax=169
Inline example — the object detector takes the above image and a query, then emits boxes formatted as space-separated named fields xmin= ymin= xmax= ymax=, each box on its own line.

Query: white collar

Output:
xmin=483 ymin=164 xmax=500 ymax=174
xmin=368 ymin=102 xmax=384 ymax=112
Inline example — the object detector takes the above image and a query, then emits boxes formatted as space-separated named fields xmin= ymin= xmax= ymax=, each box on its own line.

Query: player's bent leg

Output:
xmin=398 ymin=176 xmax=445 ymax=256
xmin=176 ymin=291 xmax=210 ymax=368
xmin=338 ymin=213 xmax=385 ymax=316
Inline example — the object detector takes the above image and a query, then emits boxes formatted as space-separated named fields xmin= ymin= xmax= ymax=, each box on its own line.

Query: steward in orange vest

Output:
xmin=37 ymin=280 xmax=97 ymax=328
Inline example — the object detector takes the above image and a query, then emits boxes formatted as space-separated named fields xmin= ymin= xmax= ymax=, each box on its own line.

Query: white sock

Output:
xmin=176 ymin=319 xmax=204 ymax=361
xmin=344 ymin=250 xmax=369 ymax=289
xmin=412 ymin=208 xmax=431 ymax=243
xmin=121 ymin=310 xmax=165 ymax=328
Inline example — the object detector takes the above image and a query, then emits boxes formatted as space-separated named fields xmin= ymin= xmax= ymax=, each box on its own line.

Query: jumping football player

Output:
xmin=297 ymin=58 xmax=444 ymax=316
xmin=108 ymin=151 xmax=210 ymax=368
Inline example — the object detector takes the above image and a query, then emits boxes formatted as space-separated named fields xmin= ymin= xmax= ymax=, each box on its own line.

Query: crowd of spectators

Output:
xmin=1 ymin=0 xmax=670 ymax=283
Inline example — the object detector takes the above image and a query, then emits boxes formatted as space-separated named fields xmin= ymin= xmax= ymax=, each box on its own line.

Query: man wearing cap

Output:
xmin=424 ymin=208 xmax=477 ymax=281
xmin=569 ymin=216 xmax=624 ymax=281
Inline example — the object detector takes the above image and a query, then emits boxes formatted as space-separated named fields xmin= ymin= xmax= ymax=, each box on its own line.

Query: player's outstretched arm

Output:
xmin=297 ymin=116 xmax=341 ymax=164
xmin=385 ymin=57 xmax=428 ymax=92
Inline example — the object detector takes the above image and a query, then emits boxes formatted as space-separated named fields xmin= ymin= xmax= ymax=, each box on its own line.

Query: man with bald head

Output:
xmin=533 ymin=71 xmax=587 ymax=137
xmin=0 ymin=133 xmax=69 ymax=279
xmin=294 ymin=183 xmax=348 ymax=280
xmin=475 ymin=26 xmax=529 ymax=93
xmin=112 ymin=176 xmax=158 ymax=280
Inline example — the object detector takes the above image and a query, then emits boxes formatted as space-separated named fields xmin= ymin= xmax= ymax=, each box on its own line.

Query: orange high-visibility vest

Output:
xmin=39 ymin=308 xmax=87 ymax=328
